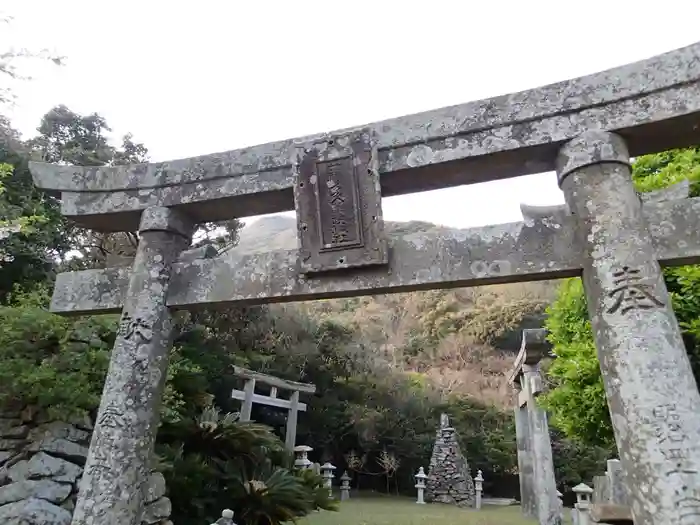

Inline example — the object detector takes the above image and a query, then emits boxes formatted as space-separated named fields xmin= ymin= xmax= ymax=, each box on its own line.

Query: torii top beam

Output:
xmin=232 ymin=366 xmax=316 ymax=394
xmin=508 ymin=328 xmax=552 ymax=387
xmin=28 ymin=43 xmax=700 ymax=232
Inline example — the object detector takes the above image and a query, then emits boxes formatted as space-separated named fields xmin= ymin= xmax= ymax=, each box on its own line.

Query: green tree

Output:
xmin=0 ymin=289 xmax=337 ymax=525
xmin=0 ymin=162 xmax=46 ymax=264
xmin=0 ymin=121 xmax=70 ymax=299
xmin=542 ymin=147 xmax=700 ymax=449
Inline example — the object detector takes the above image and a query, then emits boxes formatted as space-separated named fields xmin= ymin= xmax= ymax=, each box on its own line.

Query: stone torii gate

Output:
xmin=508 ymin=328 xmax=559 ymax=525
xmin=29 ymin=43 xmax=700 ymax=525
xmin=230 ymin=366 xmax=316 ymax=451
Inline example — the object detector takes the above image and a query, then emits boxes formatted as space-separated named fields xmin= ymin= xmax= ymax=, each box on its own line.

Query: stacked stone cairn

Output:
xmin=0 ymin=406 xmax=172 ymax=525
xmin=425 ymin=414 xmax=475 ymax=507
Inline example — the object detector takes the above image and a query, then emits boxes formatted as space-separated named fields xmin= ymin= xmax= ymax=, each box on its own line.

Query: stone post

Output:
xmin=521 ymin=362 xmax=560 ymax=525
xmin=293 ymin=445 xmax=313 ymax=470
xmin=240 ymin=379 xmax=255 ymax=422
xmin=321 ymin=462 xmax=336 ymax=498
xmin=71 ymin=207 xmax=193 ymax=525
xmin=605 ymin=459 xmax=628 ymax=506
xmin=415 ymin=467 xmax=427 ymax=504
xmin=514 ymin=402 xmax=536 ymax=517
xmin=213 ymin=508 xmax=236 ymax=525
xmin=573 ymin=483 xmax=593 ymax=525
xmin=340 ymin=471 xmax=351 ymax=501
xmin=557 ymin=490 xmax=563 ymax=522
xmin=557 ymin=130 xmax=700 ymax=524
xmin=592 ymin=475 xmax=609 ymax=504
xmin=474 ymin=470 xmax=483 ymax=510
xmin=284 ymin=390 xmax=300 ymax=451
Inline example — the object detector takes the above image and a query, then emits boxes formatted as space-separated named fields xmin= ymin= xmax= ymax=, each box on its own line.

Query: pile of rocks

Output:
xmin=0 ymin=407 xmax=172 ymax=525
xmin=425 ymin=415 xmax=475 ymax=507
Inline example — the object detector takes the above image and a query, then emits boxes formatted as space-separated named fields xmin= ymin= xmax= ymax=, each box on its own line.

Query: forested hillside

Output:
xmin=241 ymin=215 xmax=558 ymax=407
xmin=5 ymin=29 xmax=700 ymax=525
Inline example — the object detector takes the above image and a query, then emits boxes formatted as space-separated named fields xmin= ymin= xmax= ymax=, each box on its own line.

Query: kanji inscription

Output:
xmin=606 ymin=265 xmax=665 ymax=314
xmin=85 ymin=431 xmax=120 ymax=477
xmin=678 ymin=495 xmax=700 ymax=523
xmin=316 ymin=156 xmax=362 ymax=249
xmin=293 ymin=128 xmax=388 ymax=273
xmin=118 ymin=311 xmax=153 ymax=342
xmin=98 ymin=404 xmax=127 ymax=429
xmin=648 ymin=404 xmax=698 ymax=476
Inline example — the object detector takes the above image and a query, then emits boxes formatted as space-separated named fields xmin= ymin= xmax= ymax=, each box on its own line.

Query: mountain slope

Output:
xmin=237 ymin=214 xmax=558 ymax=407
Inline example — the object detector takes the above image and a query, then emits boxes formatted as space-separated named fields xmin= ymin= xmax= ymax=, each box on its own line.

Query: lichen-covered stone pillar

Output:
xmin=285 ymin=390 xmax=300 ymax=451
xmin=240 ymin=379 xmax=255 ymax=422
xmin=71 ymin=207 xmax=194 ymax=525
xmin=522 ymin=363 xmax=560 ymax=525
xmin=514 ymin=401 xmax=536 ymax=517
xmin=557 ymin=130 xmax=700 ymax=525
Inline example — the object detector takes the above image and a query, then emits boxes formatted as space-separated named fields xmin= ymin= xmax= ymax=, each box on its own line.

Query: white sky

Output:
xmin=3 ymin=1 xmax=700 ymax=229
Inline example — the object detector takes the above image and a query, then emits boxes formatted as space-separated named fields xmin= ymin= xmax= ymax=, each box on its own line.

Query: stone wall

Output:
xmin=0 ymin=407 xmax=172 ymax=525
xmin=425 ymin=416 xmax=475 ymax=507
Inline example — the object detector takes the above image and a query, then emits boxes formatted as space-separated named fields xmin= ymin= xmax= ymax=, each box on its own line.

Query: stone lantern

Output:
xmin=474 ymin=470 xmax=484 ymax=510
xmin=340 ymin=471 xmax=351 ymax=501
xmin=414 ymin=466 xmax=427 ymax=504
xmin=321 ymin=462 xmax=336 ymax=498
xmin=293 ymin=445 xmax=313 ymax=469
xmin=573 ymin=483 xmax=594 ymax=525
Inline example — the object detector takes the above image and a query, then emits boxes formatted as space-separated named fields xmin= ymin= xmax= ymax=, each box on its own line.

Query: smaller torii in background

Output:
xmin=231 ymin=366 xmax=316 ymax=451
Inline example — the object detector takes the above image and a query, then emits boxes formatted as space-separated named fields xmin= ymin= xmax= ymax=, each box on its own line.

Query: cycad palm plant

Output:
xmin=159 ymin=405 xmax=336 ymax=525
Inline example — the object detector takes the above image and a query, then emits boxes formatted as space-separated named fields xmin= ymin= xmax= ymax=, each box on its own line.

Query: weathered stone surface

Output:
xmin=141 ymin=496 xmax=171 ymax=524
xmin=510 ymin=330 xmax=560 ymax=525
xmin=27 ymin=437 xmax=89 ymax=463
xmin=8 ymin=452 xmax=83 ymax=483
xmin=524 ymin=367 xmax=560 ymax=525
xmin=60 ymin=498 xmax=75 ymax=512
xmin=508 ymin=328 xmax=552 ymax=384
xmin=21 ymin=406 xmax=38 ymax=423
xmin=0 ymin=479 xmax=72 ymax=505
xmin=606 ymin=459 xmax=629 ymax=506
xmin=144 ymin=472 xmax=167 ymax=503
xmin=590 ymin=503 xmax=633 ymax=524
xmin=293 ymin=128 xmax=387 ymax=273
xmin=0 ymin=425 xmax=29 ymax=439
xmin=28 ymin=42 xmax=700 ymax=231
xmin=0 ymin=439 xmax=23 ymax=451
xmin=71 ymin=207 xmax=192 ymax=525
xmin=0 ymin=497 xmax=71 ymax=525
xmin=593 ymin=475 xmax=609 ymax=504
xmin=558 ymin=130 xmax=700 ymax=525
xmin=47 ymin=195 xmax=700 ymax=315
xmin=67 ymin=413 xmax=94 ymax=431
xmin=0 ymin=419 xmax=24 ymax=435
xmin=514 ymin=404 xmax=535 ymax=517
xmin=25 ymin=37 xmax=700 ymax=525
xmin=425 ymin=416 xmax=475 ymax=507
xmin=28 ymin=421 xmax=91 ymax=445
xmin=0 ymin=450 xmax=17 ymax=467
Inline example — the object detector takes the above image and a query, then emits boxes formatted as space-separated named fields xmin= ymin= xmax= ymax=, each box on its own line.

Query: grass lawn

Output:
xmin=299 ymin=496 xmax=539 ymax=525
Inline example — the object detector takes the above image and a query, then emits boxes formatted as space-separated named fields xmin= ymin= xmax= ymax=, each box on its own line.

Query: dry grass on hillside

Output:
xmin=239 ymin=214 xmax=561 ymax=408
xmin=293 ymin=281 xmax=558 ymax=408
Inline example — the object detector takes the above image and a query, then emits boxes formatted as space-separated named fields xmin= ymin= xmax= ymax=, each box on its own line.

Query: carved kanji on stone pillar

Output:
xmin=28 ymin=42 xmax=700 ymax=525
xmin=556 ymin=131 xmax=700 ymax=525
